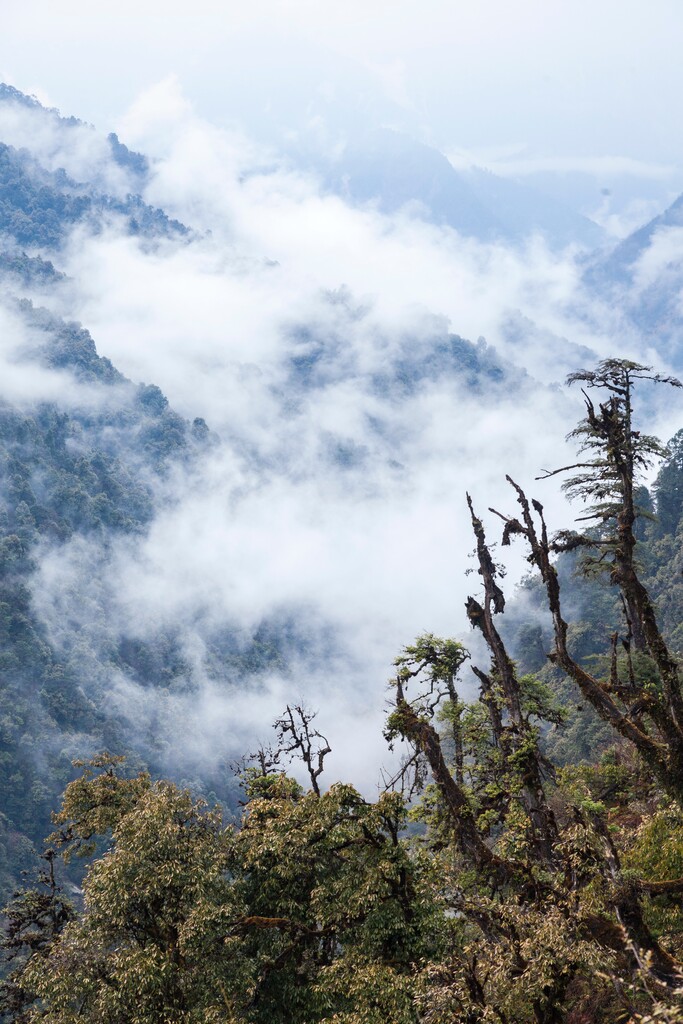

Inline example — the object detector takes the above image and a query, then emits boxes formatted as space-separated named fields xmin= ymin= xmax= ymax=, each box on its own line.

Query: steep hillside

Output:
xmin=0 ymin=86 xmax=535 ymax=898
xmin=0 ymin=306 xmax=216 ymax=892
xmin=0 ymin=83 xmax=680 ymax=914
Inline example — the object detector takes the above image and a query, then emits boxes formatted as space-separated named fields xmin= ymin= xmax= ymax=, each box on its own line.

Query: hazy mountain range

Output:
xmin=320 ymin=127 xmax=606 ymax=249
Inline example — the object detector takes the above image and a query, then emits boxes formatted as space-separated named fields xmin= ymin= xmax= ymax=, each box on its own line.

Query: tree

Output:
xmin=518 ymin=361 xmax=683 ymax=802
xmin=653 ymin=428 xmax=683 ymax=538
xmin=7 ymin=750 xmax=436 ymax=1024
xmin=0 ymin=850 xmax=75 ymax=1023
xmin=539 ymin=359 xmax=680 ymax=653
xmin=387 ymin=360 xmax=683 ymax=1021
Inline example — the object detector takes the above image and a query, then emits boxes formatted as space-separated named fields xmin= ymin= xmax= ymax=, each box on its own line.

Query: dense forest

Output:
xmin=0 ymin=360 xmax=681 ymax=1023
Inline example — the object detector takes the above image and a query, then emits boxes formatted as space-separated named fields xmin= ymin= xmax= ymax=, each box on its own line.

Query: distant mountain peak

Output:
xmin=322 ymin=128 xmax=605 ymax=249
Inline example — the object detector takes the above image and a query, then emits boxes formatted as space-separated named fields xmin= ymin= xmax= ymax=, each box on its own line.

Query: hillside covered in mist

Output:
xmin=0 ymin=84 xmax=531 ymax=888
xmin=0 ymin=80 xmax=682 ymax=918
xmin=0 ymin=50 xmax=683 ymax=1021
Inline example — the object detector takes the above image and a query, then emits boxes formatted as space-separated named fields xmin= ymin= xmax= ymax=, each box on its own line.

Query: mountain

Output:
xmin=583 ymin=190 xmax=683 ymax=366
xmin=0 ymin=83 xmax=149 ymax=197
xmin=321 ymin=128 xmax=605 ymax=249
xmin=0 ymin=80 xmax=681 ymax=910
xmin=0 ymin=138 xmax=186 ymax=250
xmin=0 ymin=85 xmax=536 ymax=897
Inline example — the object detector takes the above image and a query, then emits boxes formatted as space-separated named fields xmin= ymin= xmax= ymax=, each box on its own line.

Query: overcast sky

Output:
xmin=3 ymin=0 xmax=682 ymax=170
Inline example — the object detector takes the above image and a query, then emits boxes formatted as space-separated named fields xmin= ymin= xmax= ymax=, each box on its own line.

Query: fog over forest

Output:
xmin=0 ymin=3 xmax=682 ymax=793
xmin=4 ymin=9 xmax=683 ymax=1023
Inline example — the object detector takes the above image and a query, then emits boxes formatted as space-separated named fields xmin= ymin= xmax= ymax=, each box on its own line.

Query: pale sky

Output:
xmin=2 ymin=0 xmax=682 ymax=169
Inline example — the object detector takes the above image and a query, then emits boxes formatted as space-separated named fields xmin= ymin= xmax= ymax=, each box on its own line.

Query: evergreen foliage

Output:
xmin=0 ymin=141 xmax=186 ymax=251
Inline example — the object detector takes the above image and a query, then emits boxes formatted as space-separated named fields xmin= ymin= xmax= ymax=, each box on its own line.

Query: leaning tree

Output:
xmin=388 ymin=359 xmax=683 ymax=1023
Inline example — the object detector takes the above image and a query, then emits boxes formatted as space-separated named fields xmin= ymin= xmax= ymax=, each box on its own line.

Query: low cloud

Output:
xmin=8 ymin=78 xmax=681 ymax=791
xmin=0 ymin=90 xmax=139 ymax=197
xmin=0 ymin=298 xmax=114 ymax=409
xmin=631 ymin=225 xmax=683 ymax=292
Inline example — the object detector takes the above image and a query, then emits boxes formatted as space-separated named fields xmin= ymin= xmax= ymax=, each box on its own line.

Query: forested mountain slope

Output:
xmin=0 ymin=85 xmax=533 ymax=899
xmin=0 ymin=307 xmax=215 ymax=894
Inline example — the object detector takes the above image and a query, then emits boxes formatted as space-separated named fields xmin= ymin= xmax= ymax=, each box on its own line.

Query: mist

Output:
xmin=0 ymin=70 xmax=680 ymax=793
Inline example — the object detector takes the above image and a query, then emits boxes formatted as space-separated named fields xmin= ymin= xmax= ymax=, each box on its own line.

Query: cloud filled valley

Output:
xmin=6 ymin=10 xmax=683 ymax=1020
xmin=0 ymin=74 xmax=681 ymax=829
